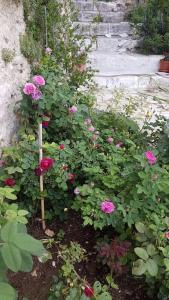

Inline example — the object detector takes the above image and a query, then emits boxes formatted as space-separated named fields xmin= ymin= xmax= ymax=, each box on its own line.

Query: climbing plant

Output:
xmin=22 ymin=0 xmax=94 ymax=87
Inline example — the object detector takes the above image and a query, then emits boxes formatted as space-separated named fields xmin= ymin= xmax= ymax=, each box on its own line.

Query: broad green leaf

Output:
xmin=0 ymin=254 xmax=7 ymax=282
xmin=15 ymin=167 xmax=23 ymax=173
xmin=0 ymin=282 xmax=17 ymax=300
xmin=1 ymin=222 xmax=18 ymax=242
xmin=97 ymin=292 xmax=112 ymax=300
xmin=146 ymin=258 xmax=158 ymax=276
xmin=134 ymin=247 xmax=149 ymax=261
xmin=132 ymin=259 xmax=147 ymax=276
xmin=20 ymin=251 xmax=33 ymax=272
xmin=164 ymin=258 xmax=169 ymax=271
xmin=4 ymin=189 xmax=17 ymax=200
xmin=13 ymin=233 xmax=45 ymax=256
xmin=5 ymin=167 xmax=16 ymax=174
xmin=1 ymin=243 xmax=22 ymax=272
xmin=80 ymin=295 xmax=89 ymax=300
xmin=18 ymin=210 xmax=28 ymax=217
xmin=93 ymin=281 xmax=102 ymax=294
xmin=17 ymin=223 xmax=27 ymax=233
xmin=135 ymin=222 xmax=145 ymax=233
xmin=147 ymin=244 xmax=156 ymax=256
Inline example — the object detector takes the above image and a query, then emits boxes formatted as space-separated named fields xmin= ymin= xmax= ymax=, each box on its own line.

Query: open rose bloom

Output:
xmin=145 ymin=151 xmax=157 ymax=165
xmin=101 ymin=200 xmax=116 ymax=214
xmin=33 ymin=75 xmax=45 ymax=86
xmin=69 ymin=105 xmax=78 ymax=114
xmin=40 ymin=157 xmax=54 ymax=171
xmin=23 ymin=83 xmax=37 ymax=95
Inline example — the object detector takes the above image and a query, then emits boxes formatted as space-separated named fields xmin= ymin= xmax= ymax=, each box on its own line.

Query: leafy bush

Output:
xmin=0 ymin=187 xmax=45 ymax=299
xmin=132 ymin=214 xmax=169 ymax=299
xmin=48 ymin=242 xmax=112 ymax=300
xmin=129 ymin=0 xmax=169 ymax=54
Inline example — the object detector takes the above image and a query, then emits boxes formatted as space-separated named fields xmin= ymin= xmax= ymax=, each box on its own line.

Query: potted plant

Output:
xmin=159 ymin=54 xmax=169 ymax=73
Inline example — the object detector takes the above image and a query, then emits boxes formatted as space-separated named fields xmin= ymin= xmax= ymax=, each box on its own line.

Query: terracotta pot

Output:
xmin=159 ymin=59 xmax=169 ymax=73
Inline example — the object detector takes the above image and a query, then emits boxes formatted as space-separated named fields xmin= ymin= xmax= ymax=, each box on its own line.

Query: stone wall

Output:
xmin=0 ymin=0 xmax=30 ymax=148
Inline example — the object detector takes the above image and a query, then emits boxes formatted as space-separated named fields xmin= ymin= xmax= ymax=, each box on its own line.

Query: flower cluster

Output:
xmin=23 ymin=75 xmax=45 ymax=101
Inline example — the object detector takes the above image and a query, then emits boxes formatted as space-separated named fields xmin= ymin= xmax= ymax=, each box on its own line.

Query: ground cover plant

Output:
xmin=1 ymin=0 xmax=169 ymax=299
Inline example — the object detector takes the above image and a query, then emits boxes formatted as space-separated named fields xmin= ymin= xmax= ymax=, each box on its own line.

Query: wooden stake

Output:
xmin=39 ymin=123 xmax=46 ymax=230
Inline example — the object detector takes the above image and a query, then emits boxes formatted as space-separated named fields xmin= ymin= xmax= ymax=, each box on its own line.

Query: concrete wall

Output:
xmin=0 ymin=0 xmax=30 ymax=148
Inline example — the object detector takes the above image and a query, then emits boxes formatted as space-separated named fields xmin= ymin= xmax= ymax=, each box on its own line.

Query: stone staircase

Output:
xmin=74 ymin=0 xmax=169 ymax=123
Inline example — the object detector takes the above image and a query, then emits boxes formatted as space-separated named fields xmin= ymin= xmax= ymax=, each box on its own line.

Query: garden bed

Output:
xmin=9 ymin=211 xmax=154 ymax=300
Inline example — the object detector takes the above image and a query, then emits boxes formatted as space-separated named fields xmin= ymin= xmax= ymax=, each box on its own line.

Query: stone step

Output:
xmin=89 ymin=36 xmax=138 ymax=52
xmin=93 ymin=72 xmax=169 ymax=90
xmin=73 ymin=0 xmax=132 ymax=12
xmin=78 ymin=10 xmax=125 ymax=23
xmin=94 ymin=74 xmax=154 ymax=89
xmin=89 ymin=52 xmax=163 ymax=75
xmin=75 ymin=21 xmax=132 ymax=36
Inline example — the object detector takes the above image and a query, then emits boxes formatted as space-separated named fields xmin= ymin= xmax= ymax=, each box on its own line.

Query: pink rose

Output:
xmin=88 ymin=126 xmax=95 ymax=132
xmin=4 ymin=178 xmax=15 ymax=187
xmin=32 ymin=75 xmax=45 ymax=86
xmin=107 ymin=137 xmax=113 ymax=144
xmin=116 ymin=142 xmax=123 ymax=148
xmin=69 ymin=105 xmax=78 ymax=114
xmin=0 ymin=160 xmax=5 ymax=168
xmin=68 ymin=173 xmax=75 ymax=183
xmin=45 ymin=47 xmax=52 ymax=54
xmin=59 ymin=144 xmax=65 ymax=150
xmin=23 ymin=83 xmax=36 ymax=95
xmin=84 ymin=118 xmax=92 ymax=125
xmin=74 ymin=188 xmax=80 ymax=195
xmin=165 ymin=232 xmax=169 ymax=239
xmin=92 ymin=134 xmax=98 ymax=141
xmin=31 ymin=88 xmax=42 ymax=100
xmin=101 ymin=200 xmax=116 ymax=214
xmin=34 ymin=167 xmax=44 ymax=176
xmin=40 ymin=157 xmax=54 ymax=171
xmin=145 ymin=151 xmax=157 ymax=165
xmin=84 ymin=286 xmax=94 ymax=298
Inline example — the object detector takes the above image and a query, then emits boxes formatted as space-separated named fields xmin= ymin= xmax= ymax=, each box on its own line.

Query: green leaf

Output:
xmin=147 ymin=244 xmax=156 ymax=256
xmin=135 ymin=222 xmax=145 ymax=233
xmin=146 ymin=258 xmax=158 ymax=276
xmin=20 ymin=251 xmax=33 ymax=272
xmin=1 ymin=243 xmax=22 ymax=272
xmin=97 ymin=292 xmax=112 ymax=300
xmin=132 ymin=259 xmax=147 ymax=276
xmin=18 ymin=210 xmax=28 ymax=217
xmin=1 ymin=222 xmax=18 ymax=242
xmin=0 ymin=254 xmax=7 ymax=282
xmin=0 ymin=282 xmax=17 ymax=300
xmin=164 ymin=258 xmax=169 ymax=271
xmin=134 ymin=247 xmax=149 ymax=261
xmin=93 ymin=281 xmax=102 ymax=294
xmin=17 ymin=223 xmax=27 ymax=233
xmin=13 ymin=233 xmax=45 ymax=256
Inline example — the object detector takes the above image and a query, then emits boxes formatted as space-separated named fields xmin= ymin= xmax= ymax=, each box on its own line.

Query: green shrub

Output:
xmin=129 ymin=0 xmax=169 ymax=54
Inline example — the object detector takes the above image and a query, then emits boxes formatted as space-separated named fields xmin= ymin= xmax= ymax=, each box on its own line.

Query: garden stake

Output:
xmin=39 ymin=122 xmax=46 ymax=230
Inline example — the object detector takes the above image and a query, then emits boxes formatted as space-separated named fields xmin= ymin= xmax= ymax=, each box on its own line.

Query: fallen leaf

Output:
xmin=45 ymin=228 xmax=55 ymax=237
xmin=31 ymin=269 xmax=38 ymax=277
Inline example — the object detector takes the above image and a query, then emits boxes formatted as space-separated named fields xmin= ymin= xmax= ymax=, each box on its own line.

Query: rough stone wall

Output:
xmin=0 ymin=0 xmax=30 ymax=148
